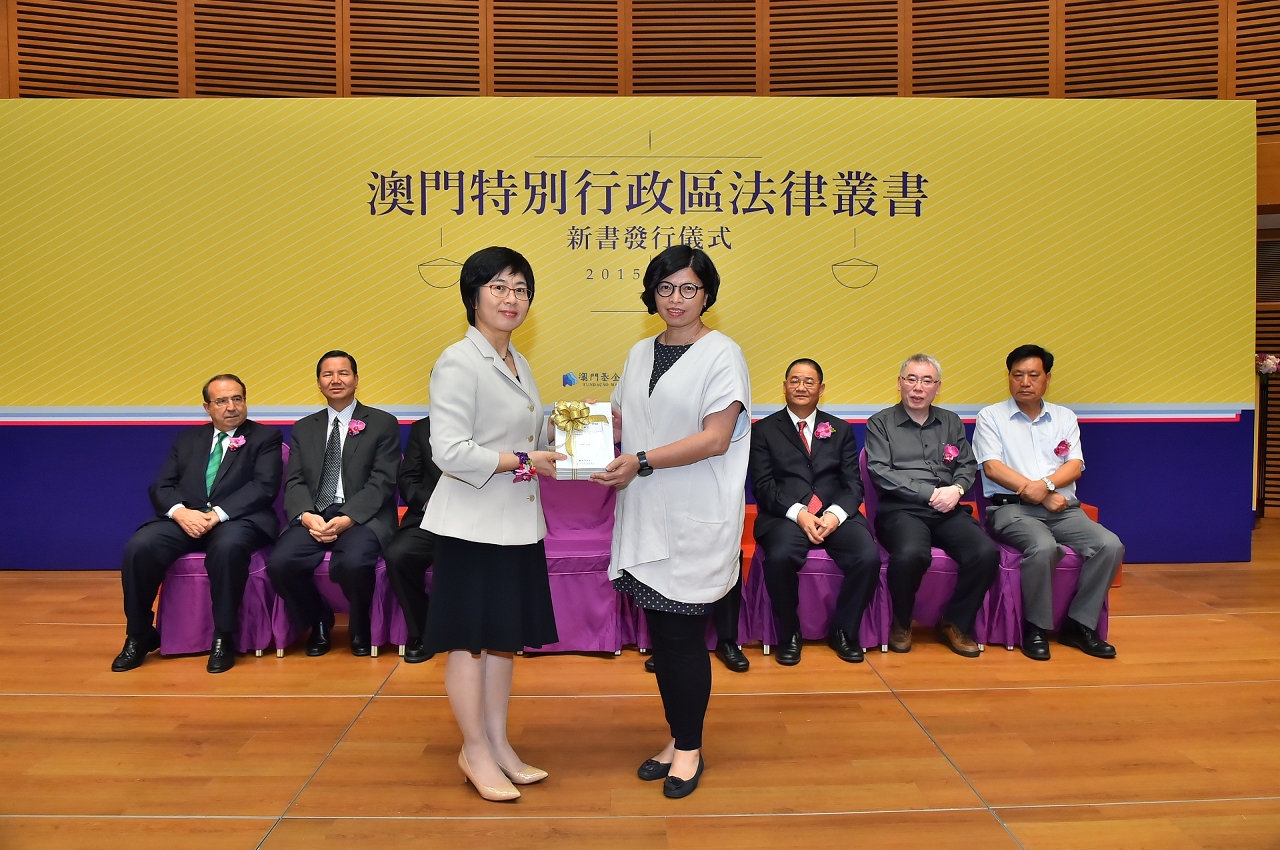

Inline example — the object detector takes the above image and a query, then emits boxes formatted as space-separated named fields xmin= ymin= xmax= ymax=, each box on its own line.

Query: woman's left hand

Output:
xmin=591 ymin=453 xmax=641 ymax=489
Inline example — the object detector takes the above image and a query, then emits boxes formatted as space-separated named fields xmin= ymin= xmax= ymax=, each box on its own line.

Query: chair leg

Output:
xmin=277 ymin=648 xmax=284 ymax=658
xmin=614 ymin=650 xmax=621 ymax=656
xmin=881 ymin=644 xmax=888 ymax=653
xmin=255 ymin=649 xmax=262 ymax=657
xmin=762 ymin=644 xmax=771 ymax=655
xmin=371 ymin=645 xmax=378 ymax=657
xmin=638 ymin=648 xmax=647 ymax=654
xmin=978 ymin=643 xmax=985 ymax=652
xmin=1006 ymin=645 xmax=1015 ymax=651
xmin=399 ymin=644 xmax=405 ymax=656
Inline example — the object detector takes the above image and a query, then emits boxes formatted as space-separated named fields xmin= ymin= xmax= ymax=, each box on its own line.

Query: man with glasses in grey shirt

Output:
xmin=865 ymin=353 xmax=1000 ymax=657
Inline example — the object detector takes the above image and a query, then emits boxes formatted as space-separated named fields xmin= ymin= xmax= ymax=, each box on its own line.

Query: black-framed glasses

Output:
xmin=655 ymin=281 xmax=703 ymax=299
xmin=486 ymin=283 xmax=530 ymax=301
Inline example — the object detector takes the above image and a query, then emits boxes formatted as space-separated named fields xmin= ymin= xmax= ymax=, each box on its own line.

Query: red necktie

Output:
xmin=797 ymin=421 xmax=823 ymax=514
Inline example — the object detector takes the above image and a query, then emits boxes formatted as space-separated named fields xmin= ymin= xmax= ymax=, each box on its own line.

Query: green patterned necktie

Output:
xmin=206 ymin=431 xmax=228 ymax=495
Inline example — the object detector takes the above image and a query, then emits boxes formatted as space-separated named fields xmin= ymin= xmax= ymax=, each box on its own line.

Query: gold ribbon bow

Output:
xmin=551 ymin=401 xmax=608 ymax=459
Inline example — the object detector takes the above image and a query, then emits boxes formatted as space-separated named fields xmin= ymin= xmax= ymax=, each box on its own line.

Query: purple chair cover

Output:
xmin=858 ymin=450 xmax=1023 ymax=648
xmin=156 ymin=550 xmax=275 ymax=655
xmin=740 ymin=546 xmax=890 ymax=651
xmin=153 ymin=442 xmax=290 ymax=656
xmin=270 ymin=554 xmax=395 ymax=652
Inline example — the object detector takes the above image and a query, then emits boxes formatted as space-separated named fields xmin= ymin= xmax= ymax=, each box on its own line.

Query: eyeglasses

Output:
xmin=786 ymin=377 xmax=819 ymax=388
xmin=655 ymin=282 xmax=703 ymax=299
xmin=486 ymin=283 xmax=530 ymax=301
xmin=210 ymin=395 xmax=245 ymax=408
xmin=899 ymin=376 xmax=938 ymax=387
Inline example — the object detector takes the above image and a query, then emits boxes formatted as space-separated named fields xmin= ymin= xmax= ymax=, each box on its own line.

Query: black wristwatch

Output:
xmin=636 ymin=450 xmax=654 ymax=477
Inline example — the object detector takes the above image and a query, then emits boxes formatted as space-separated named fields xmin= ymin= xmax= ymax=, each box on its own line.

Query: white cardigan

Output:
xmin=423 ymin=326 xmax=547 ymax=545
xmin=608 ymin=330 xmax=752 ymax=604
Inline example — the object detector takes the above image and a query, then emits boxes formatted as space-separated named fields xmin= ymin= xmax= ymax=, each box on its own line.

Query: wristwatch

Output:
xmin=1041 ymin=477 xmax=1056 ymax=492
xmin=636 ymin=450 xmax=654 ymax=477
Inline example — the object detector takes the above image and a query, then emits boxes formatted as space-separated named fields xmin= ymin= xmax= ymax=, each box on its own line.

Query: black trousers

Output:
xmin=757 ymin=514 xmax=880 ymax=640
xmin=384 ymin=525 xmax=435 ymax=642
xmin=121 ymin=518 xmax=269 ymax=640
xmin=874 ymin=506 xmax=1000 ymax=635
xmin=711 ymin=570 xmax=742 ymax=644
xmin=266 ymin=505 xmax=382 ymax=635
xmin=645 ymin=607 xmax=712 ymax=751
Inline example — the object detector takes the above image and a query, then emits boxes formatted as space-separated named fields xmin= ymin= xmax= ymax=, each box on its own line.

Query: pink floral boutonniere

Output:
xmin=1054 ymin=440 xmax=1070 ymax=458
xmin=227 ymin=435 xmax=247 ymax=451
xmin=348 ymin=420 xmax=365 ymax=437
xmin=942 ymin=444 xmax=960 ymax=463
xmin=814 ymin=422 xmax=834 ymax=440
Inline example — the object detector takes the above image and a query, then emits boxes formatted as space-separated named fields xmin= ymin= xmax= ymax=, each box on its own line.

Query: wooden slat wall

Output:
xmin=1 ymin=1 xmax=1278 ymax=140
xmin=492 ymin=0 xmax=617 ymax=95
xmin=348 ymin=0 xmax=480 ymax=96
xmin=912 ymin=0 xmax=1050 ymax=97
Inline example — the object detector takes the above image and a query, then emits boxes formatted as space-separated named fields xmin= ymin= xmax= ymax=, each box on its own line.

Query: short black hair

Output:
xmin=202 ymin=374 xmax=246 ymax=403
xmin=785 ymin=358 xmax=824 ymax=383
xmin=1006 ymin=344 xmax=1054 ymax=373
xmin=459 ymin=246 xmax=535 ymax=326
xmin=640 ymin=245 xmax=720 ymax=315
xmin=316 ymin=350 xmax=358 ymax=378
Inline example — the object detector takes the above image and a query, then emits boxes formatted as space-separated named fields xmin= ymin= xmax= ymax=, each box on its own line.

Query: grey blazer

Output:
xmin=423 ymin=326 xmax=548 ymax=545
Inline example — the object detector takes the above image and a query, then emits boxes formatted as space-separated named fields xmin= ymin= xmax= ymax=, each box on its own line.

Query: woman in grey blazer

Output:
xmin=422 ymin=246 xmax=564 ymax=802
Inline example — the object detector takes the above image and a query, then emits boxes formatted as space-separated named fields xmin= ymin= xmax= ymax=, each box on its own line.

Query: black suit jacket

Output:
xmin=397 ymin=416 xmax=442 ymax=530
xmin=283 ymin=401 xmax=402 ymax=547
xmin=147 ymin=418 xmax=284 ymax=540
xmin=750 ymin=408 xmax=864 ymax=541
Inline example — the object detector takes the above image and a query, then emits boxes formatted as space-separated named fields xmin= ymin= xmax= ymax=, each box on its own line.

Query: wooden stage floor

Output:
xmin=5 ymin=523 xmax=1280 ymax=850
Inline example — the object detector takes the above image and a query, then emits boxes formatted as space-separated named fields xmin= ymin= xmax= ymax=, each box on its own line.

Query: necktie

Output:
xmin=206 ymin=432 xmax=227 ymax=495
xmin=797 ymin=422 xmax=823 ymax=515
xmin=316 ymin=417 xmax=342 ymax=512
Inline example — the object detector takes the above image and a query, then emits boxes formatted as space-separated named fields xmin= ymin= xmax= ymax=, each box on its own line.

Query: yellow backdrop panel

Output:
xmin=0 ymin=97 xmax=1256 ymax=412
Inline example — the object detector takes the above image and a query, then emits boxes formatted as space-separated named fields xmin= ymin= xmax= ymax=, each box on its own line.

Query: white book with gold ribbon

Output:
xmin=551 ymin=401 xmax=614 ymax=480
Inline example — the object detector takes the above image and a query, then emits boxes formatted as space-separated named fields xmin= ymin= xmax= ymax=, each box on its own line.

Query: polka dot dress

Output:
xmin=614 ymin=337 xmax=713 ymax=615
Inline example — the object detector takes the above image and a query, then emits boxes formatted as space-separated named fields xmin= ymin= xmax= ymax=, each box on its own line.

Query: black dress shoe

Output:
xmin=637 ymin=758 xmax=671 ymax=781
xmin=305 ymin=616 xmax=334 ymax=657
xmin=1058 ymin=618 xmax=1116 ymax=659
xmin=644 ymin=655 xmax=656 ymax=674
xmin=349 ymin=632 xmax=372 ymax=657
xmin=1021 ymin=623 xmax=1051 ymax=661
xmin=663 ymin=756 xmax=705 ymax=799
xmin=403 ymin=638 xmax=433 ymax=664
xmin=111 ymin=631 xmax=161 ymax=672
xmin=827 ymin=629 xmax=865 ymax=663
xmin=775 ymin=633 xmax=802 ymax=666
xmin=715 ymin=640 xmax=750 ymax=672
xmin=207 ymin=635 xmax=236 ymax=673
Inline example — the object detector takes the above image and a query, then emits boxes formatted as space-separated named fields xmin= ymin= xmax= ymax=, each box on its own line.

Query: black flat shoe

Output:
xmin=1021 ymin=623 xmax=1051 ymax=661
xmin=206 ymin=635 xmax=236 ymax=673
xmin=662 ymin=756 xmax=705 ymax=799
xmin=111 ymin=631 xmax=161 ymax=672
xmin=305 ymin=616 xmax=334 ymax=657
xmin=637 ymin=758 xmax=671 ymax=781
xmin=1058 ymin=618 xmax=1116 ymax=659
xmin=775 ymin=633 xmax=802 ymax=666
xmin=644 ymin=655 xmax=656 ymax=674
xmin=349 ymin=632 xmax=372 ymax=657
xmin=827 ymin=629 xmax=864 ymax=663
xmin=715 ymin=640 xmax=750 ymax=672
xmin=403 ymin=638 xmax=433 ymax=664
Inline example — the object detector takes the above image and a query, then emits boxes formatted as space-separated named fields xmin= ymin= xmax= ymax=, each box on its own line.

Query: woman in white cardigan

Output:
xmin=423 ymin=246 xmax=564 ymax=802
xmin=593 ymin=245 xmax=751 ymax=799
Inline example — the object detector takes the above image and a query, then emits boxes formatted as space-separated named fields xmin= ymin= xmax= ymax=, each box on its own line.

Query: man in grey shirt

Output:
xmin=865 ymin=353 xmax=1000 ymax=657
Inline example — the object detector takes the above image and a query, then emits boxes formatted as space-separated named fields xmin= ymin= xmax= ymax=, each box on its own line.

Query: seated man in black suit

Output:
xmin=384 ymin=415 xmax=441 ymax=663
xmin=114 ymin=374 xmax=283 ymax=674
xmin=749 ymin=359 xmax=881 ymax=665
xmin=267 ymin=351 xmax=401 ymax=657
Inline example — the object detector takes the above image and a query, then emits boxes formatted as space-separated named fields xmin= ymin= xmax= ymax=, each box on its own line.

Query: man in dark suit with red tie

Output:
xmin=749 ymin=359 xmax=881 ymax=665
xmin=267 ymin=351 xmax=402 ymax=657
xmin=114 ymin=374 xmax=283 ymax=674
xmin=384 ymin=415 xmax=441 ymax=663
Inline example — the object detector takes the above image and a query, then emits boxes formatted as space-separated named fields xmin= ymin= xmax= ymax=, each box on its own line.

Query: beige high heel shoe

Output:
xmin=499 ymin=763 xmax=548 ymax=785
xmin=458 ymin=750 xmax=520 ymax=801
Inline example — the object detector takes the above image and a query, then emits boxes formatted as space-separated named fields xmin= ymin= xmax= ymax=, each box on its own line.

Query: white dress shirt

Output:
xmin=972 ymin=397 xmax=1085 ymax=499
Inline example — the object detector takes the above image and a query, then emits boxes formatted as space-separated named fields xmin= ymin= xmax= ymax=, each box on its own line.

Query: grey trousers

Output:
xmin=985 ymin=502 xmax=1124 ymax=631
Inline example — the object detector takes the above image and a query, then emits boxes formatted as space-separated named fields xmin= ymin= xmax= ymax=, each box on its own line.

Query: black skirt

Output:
xmin=423 ymin=535 xmax=559 ymax=654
